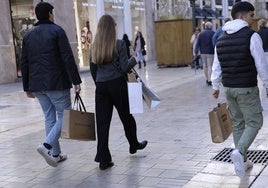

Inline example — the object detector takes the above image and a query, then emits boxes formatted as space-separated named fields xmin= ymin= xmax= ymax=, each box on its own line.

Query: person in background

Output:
xmin=257 ymin=18 xmax=268 ymax=97
xmin=211 ymin=1 xmax=268 ymax=178
xmin=257 ymin=18 xmax=268 ymax=53
xmin=122 ymin=33 xmax=131 ymax=58
xmin=20 ymin=2 xmax=82 ymax=167
xmin=134 ymin=31 xmax=146 ymax=69
xmin=195 ymin=22 xmax=215 ymax=86
xmin=212 ymin=17 xmax=231 ymax=47
xmin=190 ymin=27 xmax=201 ymax=69
xmin=90 ymin=14 xmax=148 ymax=170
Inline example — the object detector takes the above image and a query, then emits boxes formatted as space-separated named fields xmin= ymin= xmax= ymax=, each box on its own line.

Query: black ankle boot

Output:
xmin=99 ymin=162 xmax=114 ymax=170
xmin=129 ymin=140 xmax=148 ymax=154
xmin=138 ymin=61 xmax=141 ymax=69
xmin=144 ymin=60 xmax=146 ymax=67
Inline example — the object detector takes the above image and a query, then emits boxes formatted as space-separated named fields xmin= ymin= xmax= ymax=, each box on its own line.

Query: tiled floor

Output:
xmin=0 ymin=61 xmax=267 ymax=187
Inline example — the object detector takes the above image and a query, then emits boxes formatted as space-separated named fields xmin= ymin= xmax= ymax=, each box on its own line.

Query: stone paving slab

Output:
xmin=183 ymin=162 xmax=265 ymax=188
xmin=0 ymin=62 xmax=268 ymax=187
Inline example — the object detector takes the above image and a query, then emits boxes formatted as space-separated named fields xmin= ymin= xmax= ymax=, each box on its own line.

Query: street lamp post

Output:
xmin=190 ymin=0 xmax=196 ymax=30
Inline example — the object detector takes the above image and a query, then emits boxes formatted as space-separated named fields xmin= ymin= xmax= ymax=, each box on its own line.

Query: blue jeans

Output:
xmin=137 ymin=50 xmax=144 ymax=62
xmin=35 ymin=89 xmax=71 ymax=156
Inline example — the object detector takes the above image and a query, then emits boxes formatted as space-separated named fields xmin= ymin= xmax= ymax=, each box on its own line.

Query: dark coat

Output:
xmin=90 ymin=40 xmax=137 ymax=83
xmin=20 ymin=20 xmax=81 ymax=92
xmin=257 ymin=27 xmax=268 ymax=52
xmin=134 ymin=37 xmax=146 ymax=55
xmin=195 ymin=29 xmax=215 ymax=54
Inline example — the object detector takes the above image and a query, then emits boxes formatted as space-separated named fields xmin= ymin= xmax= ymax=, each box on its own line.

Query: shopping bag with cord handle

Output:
xmin=61 ymin=93 xmax=96 ymax=141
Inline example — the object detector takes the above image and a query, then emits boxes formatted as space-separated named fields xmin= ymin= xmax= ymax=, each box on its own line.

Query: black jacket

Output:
xmin=257 ymin=27 xmax=268 ymax=52
xmin=20 ymin=20 xmax=81 ymax=92
xmin=90 ymin=40 xmax=137 ymax=83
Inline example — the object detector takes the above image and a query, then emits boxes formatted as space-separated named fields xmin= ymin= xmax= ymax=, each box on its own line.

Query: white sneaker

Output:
xmin=37 ymin=144 xmax=57 ymax=167
xmin=230 ymin=149 xmax=245 ymax=178
xmin=245 ymin=159 xmax=253 ymax=171
xmin=54 ymin=153 xmax=67 ymax=163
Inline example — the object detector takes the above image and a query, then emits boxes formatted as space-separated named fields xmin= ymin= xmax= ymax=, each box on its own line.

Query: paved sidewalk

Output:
xmin=0 ymin=61 xmax=268 ymax=188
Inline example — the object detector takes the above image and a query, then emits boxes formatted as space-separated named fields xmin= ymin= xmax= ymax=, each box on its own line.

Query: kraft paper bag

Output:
xmin=127 ymin=82 xmax=143 ymax=114
xmin=209 ymin=103 xmax=232 ymax=143
xmin=61 ymin=94 xmax=96 ymax=141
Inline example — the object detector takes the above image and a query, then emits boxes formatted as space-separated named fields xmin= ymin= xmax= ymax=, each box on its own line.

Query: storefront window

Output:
xmin=10 ymin=0 xmax=35 ymax=77
xmin=74 ymin=0 xmax=96 ymax=67
xmin=74 ymin=0 xmax=146 ymax=66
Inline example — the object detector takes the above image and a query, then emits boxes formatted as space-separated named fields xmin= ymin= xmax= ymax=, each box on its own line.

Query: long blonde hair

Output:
xmin=91 ymin=15 xmax=117 ymax=64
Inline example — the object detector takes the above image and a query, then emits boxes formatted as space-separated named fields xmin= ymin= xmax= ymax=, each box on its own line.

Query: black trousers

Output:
xmin=94 ymin=76 xmax=140 ymax=163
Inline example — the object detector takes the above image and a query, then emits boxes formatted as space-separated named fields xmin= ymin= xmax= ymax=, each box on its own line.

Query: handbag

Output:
xmin=142 ymin=49 xmax=146 ymax=56
xmin=208 ymin=103 xmax=232 ymax=143
xmin=61 ymin=93 xmax=96 ymax=141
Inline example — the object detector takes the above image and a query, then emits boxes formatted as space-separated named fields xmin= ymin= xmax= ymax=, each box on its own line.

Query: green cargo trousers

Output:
xmin=224 ymin=87 xmax=263 ymax=162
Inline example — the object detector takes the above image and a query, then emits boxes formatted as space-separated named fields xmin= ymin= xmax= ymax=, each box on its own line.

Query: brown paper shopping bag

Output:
xmin=61 ymin=93 xmax=96 ymax=141
xmin=208 ymin=103 xmax=232 ymax=143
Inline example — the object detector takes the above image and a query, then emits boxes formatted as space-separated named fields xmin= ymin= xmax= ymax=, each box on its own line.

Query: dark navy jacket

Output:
xmin=195 ymin=29 xmax=215 ymax=54
xmin=20 ymin=20 xmax=81 ymax=92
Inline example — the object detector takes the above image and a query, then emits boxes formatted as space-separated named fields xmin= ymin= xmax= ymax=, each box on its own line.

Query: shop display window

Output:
xmin=10 ymin=0 xmax=35 ymax=77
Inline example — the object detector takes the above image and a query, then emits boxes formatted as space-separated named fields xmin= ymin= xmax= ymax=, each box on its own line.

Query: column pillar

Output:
xmin=0 ymin=0 xmax=17 ymax=83
xmin=144 ymin=0 xmax=156 ymax=61
xmin=211 ymin=0 xmax=216 ymax=30
xmin=222 ymin=0 xmax=229 ymax=20
xmin=96 ymin=0 xmax=105 ymax=21
xmin=123 ymin=0 xmax=132 ymax=41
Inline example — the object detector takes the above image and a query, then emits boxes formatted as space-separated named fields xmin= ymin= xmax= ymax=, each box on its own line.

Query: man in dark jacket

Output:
xmin=195 ymin=21 xmax=215 ymax=86
xmin=20 ymin=2 xmax=82 ymax=167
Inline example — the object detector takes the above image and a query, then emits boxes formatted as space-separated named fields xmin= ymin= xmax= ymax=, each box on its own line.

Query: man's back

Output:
xmin=21 ymin=21 xmax=81 ymax=92
xmin=195 ymin=29 xmax=215 ymax=54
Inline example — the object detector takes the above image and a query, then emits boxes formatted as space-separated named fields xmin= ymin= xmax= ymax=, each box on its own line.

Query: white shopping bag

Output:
xmin=127 ymin=82 xmax=143 ymax=114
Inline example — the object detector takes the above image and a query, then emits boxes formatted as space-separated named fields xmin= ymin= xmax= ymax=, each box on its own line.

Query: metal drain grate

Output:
xmin=212 ymin=148 xmax=268 ymax=164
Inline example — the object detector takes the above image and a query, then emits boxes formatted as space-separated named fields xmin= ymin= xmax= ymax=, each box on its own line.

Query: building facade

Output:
xmin=0 ymin=0 xmax=267 ymax=84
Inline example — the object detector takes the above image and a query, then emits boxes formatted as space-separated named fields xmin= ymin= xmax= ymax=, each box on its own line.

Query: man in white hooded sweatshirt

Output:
xmin=211 ymin=2 xmax=268 ymax=178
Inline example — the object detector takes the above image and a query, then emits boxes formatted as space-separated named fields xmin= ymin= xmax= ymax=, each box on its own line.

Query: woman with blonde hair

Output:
xmin=257 ymin=19 xmax=268 ymax=52
xmin=90 ymin=14 xmax=148 ymax=170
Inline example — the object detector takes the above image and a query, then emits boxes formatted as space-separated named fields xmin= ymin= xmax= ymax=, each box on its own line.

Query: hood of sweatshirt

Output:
xmin=222 ymin=19 xmax=249 ymax=34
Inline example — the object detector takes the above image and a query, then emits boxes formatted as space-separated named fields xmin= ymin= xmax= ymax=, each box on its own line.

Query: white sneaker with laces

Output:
xmin=37 ymin=144 xmax=57 ymax=167
xmin=230 ymin=149 xmax=245 ymax=178
xmin=54 ymin=153 xmax=67 ymax=163
xmin=245 ymin=159 xmax=253 ymax=171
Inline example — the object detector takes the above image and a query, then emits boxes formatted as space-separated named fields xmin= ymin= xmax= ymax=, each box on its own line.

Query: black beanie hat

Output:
xmin=35 ymin=2 xmax=54 ymax=21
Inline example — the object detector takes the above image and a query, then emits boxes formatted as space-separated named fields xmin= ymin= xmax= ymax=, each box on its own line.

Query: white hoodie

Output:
xmin=211 ymin=19 xmax=268 ymax=90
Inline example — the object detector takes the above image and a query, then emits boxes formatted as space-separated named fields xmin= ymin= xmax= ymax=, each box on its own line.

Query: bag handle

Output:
xmin=73 ymin=93 xmax=87 ymax=112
